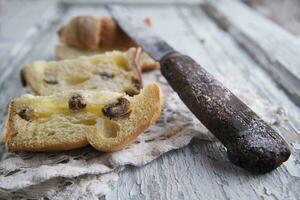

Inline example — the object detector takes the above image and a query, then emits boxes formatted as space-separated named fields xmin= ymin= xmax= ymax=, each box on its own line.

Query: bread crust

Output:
xmin=140 ymin=62 xmax=160 ymax=72
xmin=99 ymin=17 xmax=136 ymax=49
xmin=4 ymin=101 xmax=89 ymax=152
xmin=58 ymin=16 xmax=101 ymax=50
xmin=57 ymin=16 xmax=159 ymax=72
xmin=21 ymin=65 xmax=42 ymax=95
xmin=133 ymin=47 xmax=160 ymax=73
xmin=58 ymin=16 xmax=132 ymax=51
xmin=22 ymin=48 xmax=144 ymax=96
xmin=4 ymin=84 xmax=162 ymax=152
xmin=87 ymin=84 xmax=163 ymax=152
xmin=54 ymin=44 xmax=159 ymax=72
xmin=132 ymin=48 xmax=143 ymax=88
xmin=4 ymin=101 xmax=15 ymax=149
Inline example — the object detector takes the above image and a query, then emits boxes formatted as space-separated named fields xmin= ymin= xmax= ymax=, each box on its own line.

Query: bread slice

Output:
xmin=55 ymin=44 xmax=159 ymax=72
xmin=57 ymin=16 xmax=159 ymax=72
xmin=58 ymin=16 xmax=135 ymax=51
xmin=87 ymin=83 xmax=163 ymax=152
xmin=22 ymin=48 xmax=144 ymax=96
xmin=57 ymin=16 xmax=100 ymax=51
xmin=4 ymin=84 xmax=162 ymax=152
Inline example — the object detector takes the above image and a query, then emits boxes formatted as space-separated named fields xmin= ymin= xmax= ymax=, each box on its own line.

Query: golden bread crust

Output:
xmin=22 ymin=48 xmax=143 ymax=96
xmin=4 ymin=101 xmax=89 ymax=152
xmin=58 ymin=16 xmax=133 ymax=51
xmin=58 ymin=16 xmax=101 ymax=51
xmin=99 ymin=17 xmax=136 ymax=49
xmin=87 ymin=84 xmax=163 ymax=152
xmin=57 ymin=16 xmax=159 ymax=72
xmin=4 ymin=84 xmax=162 ymax=152
xmin=54 ymin=44 xmax=159 ymax=72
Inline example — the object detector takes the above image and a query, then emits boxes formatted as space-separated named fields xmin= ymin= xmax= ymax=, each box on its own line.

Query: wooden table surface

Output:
xmin=1 ymin=0 xmax=300 ymax=199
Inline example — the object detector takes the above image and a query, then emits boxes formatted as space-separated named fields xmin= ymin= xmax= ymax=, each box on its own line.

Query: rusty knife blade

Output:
xmin=106 ymin=5 xmax=175 ymax=61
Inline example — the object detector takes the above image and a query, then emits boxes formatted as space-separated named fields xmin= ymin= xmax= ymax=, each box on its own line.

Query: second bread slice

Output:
xmin=21 ymin=48 xmax=144 ymax=96
xmin=55 ymin=44 xmax=159 ymax=72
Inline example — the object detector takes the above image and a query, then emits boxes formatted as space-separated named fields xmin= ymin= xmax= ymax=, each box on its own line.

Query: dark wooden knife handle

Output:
xmin=160 ymin=52 xmax=290 ymax=173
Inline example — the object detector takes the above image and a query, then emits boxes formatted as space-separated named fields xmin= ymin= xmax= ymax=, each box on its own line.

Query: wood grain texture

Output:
xmin=0 ymin=1 xmax=299 ymax=200
xmin=203 ymin=0 xmax=300 ymax=107
xmin=107 ymin=4 xmax=299 ymax=199
xmin=105 ymin=5 xmax=300 ymax=200
xmin=243 ymin=0 xmax=300 ymax=37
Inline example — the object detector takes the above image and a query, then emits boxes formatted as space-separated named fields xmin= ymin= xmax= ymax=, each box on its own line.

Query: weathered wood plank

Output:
xmin=0 ymin=0 xmax=59 ymax=95
xmin=58 ymin=0 xmax=203 ymax=5
xmin=0 ymin=1 xmax=299 ymax=200
xmin=104 ymin=4 xmax=300 ymax=200
xmin=202 ymin=0 xmax=300 ymax=107
xmin=243 ymin=0 xmax=300 ymax=37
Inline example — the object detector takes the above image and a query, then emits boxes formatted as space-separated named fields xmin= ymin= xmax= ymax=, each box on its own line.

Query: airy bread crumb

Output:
xmin=22 ymin=48 xmax=144 ymax=96
xmin=4 ymin=84 xmax=162 ymax=152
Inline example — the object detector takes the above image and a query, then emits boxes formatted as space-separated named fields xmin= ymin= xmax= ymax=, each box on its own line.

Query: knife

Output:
xmin=107 ymin=5 xmax=291 ymax=173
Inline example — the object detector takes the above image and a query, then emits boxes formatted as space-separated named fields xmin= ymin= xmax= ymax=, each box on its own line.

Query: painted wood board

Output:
xmin=105 ymin=5 xmax=300 ymax=200
xmin=0 ymin=1 xmax=299 ymax=199
xmin=203 ymin=0 xmax=300 ymax=107
xmin=243 ymin=0 xmax=300 ymax=37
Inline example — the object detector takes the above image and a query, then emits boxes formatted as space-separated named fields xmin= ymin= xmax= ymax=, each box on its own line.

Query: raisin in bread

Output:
xmin=22 ymin=48 xmax=145 ymax=96
xmin=4 ymin=84 xmax=162 ymax=152
xmin=55 ymin=44 xmax=159 ymax=72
